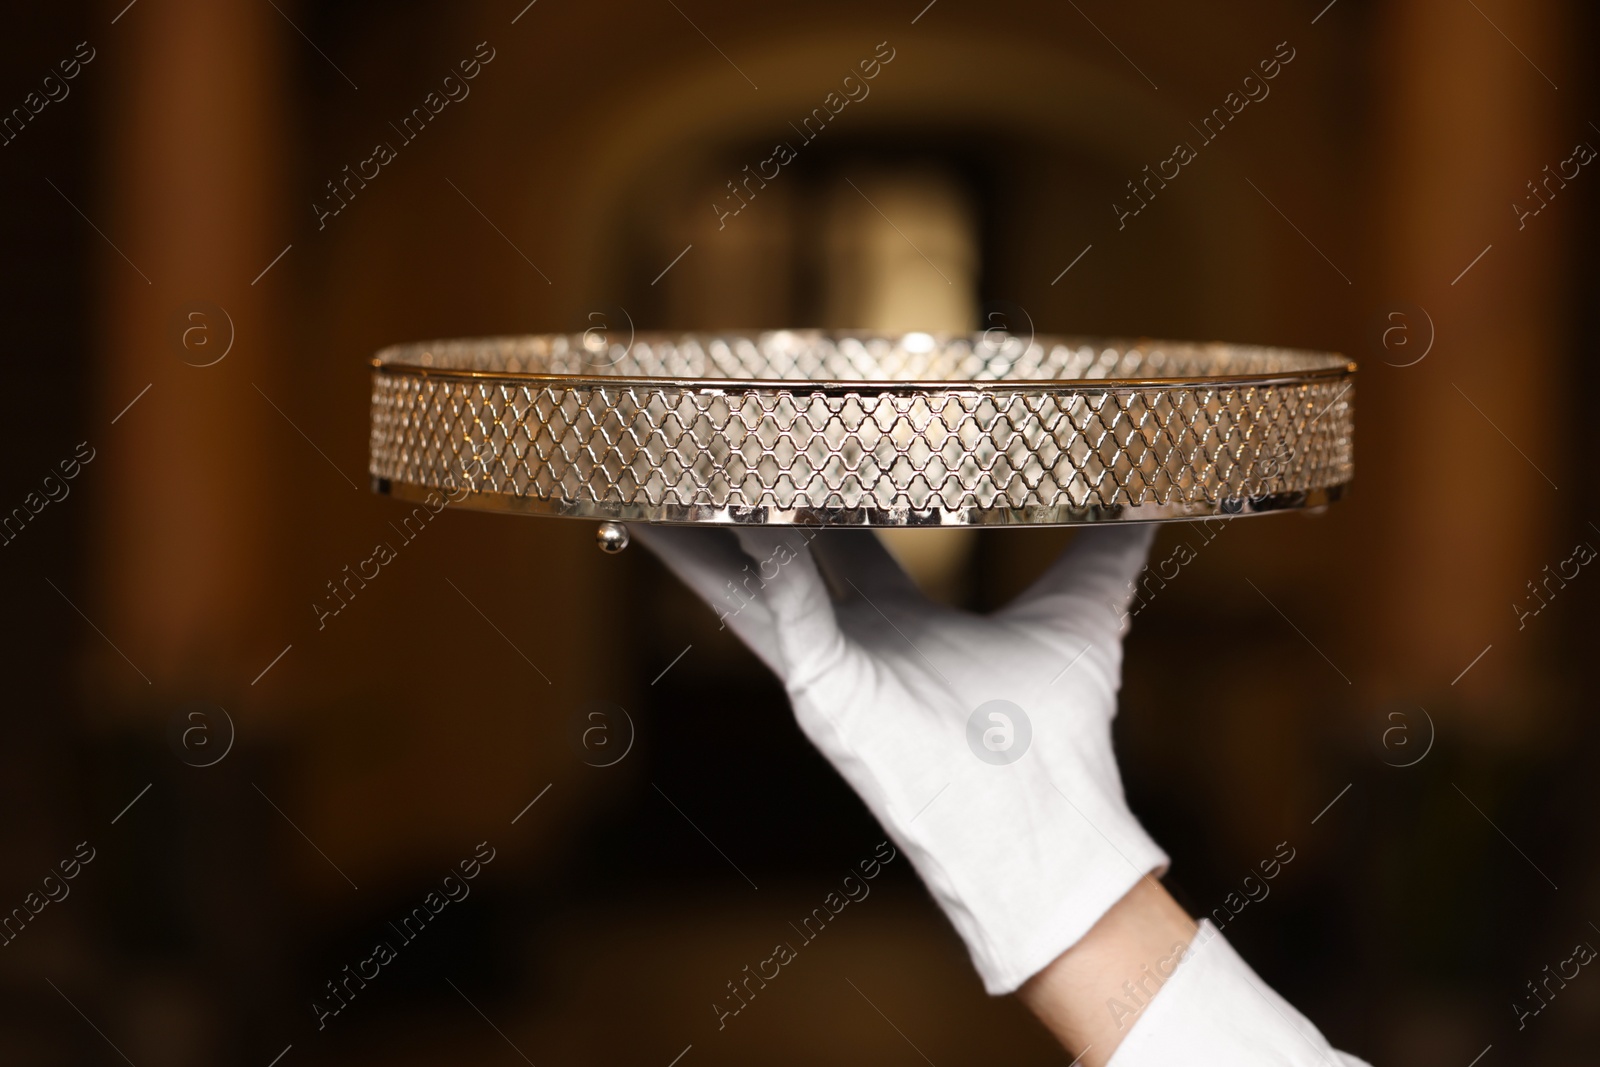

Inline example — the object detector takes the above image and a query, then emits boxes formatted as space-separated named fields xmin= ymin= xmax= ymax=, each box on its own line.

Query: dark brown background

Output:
xmin=2 ymin=0 xmax=1597 ymax=1063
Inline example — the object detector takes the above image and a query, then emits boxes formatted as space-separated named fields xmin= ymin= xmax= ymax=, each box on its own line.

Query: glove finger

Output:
xmin=808 ymin=529 xmax=924 ymax=604
xmin=993 ymin=524 xmax=1156 ymax=654
xmin=732 ymin=528 xmax=850 ymax=690
xmin=628 ymin=523 xmax=782 ymax=672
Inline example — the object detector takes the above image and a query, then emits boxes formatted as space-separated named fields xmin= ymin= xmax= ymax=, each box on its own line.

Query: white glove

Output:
xmin=634 ymin=523 xmax=1168 ymax=994
xmin=1107 ymin=921 xmax=1373 ymax=1067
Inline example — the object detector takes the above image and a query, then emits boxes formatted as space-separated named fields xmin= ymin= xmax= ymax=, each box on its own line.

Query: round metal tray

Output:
xmin=368 ymin=331 xmax=1354 ymax=527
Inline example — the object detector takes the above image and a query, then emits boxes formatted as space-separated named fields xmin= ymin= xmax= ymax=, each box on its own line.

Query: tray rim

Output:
xmin=369 ymin=332 xmax=1357 ymax=394
xmin=373 ymin=476 xmax=1347 ymax=527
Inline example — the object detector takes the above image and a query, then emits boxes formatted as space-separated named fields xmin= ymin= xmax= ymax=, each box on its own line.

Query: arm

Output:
xmin=1023 ymin=878 xmax=1371 ymax=1066
xmin=637 ymin=524 xmax=1369 ymax=1066
xmin=1018 ymin=876 xmax=1197 ymax=1063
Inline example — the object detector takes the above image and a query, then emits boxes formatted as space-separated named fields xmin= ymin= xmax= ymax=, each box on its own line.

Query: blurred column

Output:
xmin=1368 ymin=0 xmax=1569 ymax=734
xmin=821 ymin=168 xmax=981 ymax=601
xmin=96 ymin=0 xmax=292 ymax=707
xmin=659 ymin=168 xmax=799 ymax=329
xmin=819 ymin=168 xmax=979 ymax=334
xmin=85 ymin=3 xmax=297 ymax=1062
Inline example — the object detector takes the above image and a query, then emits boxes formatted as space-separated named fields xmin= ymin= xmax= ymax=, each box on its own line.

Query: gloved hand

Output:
xmin=634 ymin=522 xmax=1167 ymax=994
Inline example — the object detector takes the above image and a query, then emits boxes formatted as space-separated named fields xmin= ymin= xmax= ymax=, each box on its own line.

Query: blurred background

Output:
xmin=3 ymin=0 xmax=1598 ymax=1062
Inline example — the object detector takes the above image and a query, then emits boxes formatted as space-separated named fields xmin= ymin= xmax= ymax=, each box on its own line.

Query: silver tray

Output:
xmin=368 ymin=331 xmax=1354 ymax=527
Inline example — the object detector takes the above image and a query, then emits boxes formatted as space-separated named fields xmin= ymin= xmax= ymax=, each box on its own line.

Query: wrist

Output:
xmin=1017 ymin=877 xmax=1198 ymax=1066
xmin=881 ymin=759 xmax=1168 ymax=995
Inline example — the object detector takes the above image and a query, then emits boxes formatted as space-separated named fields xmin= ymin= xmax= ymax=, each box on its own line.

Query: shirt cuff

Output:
xmin=1106 ymin=921 xmax=1372 ymax=1067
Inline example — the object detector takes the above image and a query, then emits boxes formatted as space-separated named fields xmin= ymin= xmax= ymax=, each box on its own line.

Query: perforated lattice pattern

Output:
xmin=368 ymin=333 xmax=1354 ymax=524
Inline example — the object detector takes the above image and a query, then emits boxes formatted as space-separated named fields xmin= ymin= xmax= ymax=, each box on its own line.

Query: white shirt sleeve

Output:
xmin=1107 ymin=922 xmax=1372 ymax=1067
